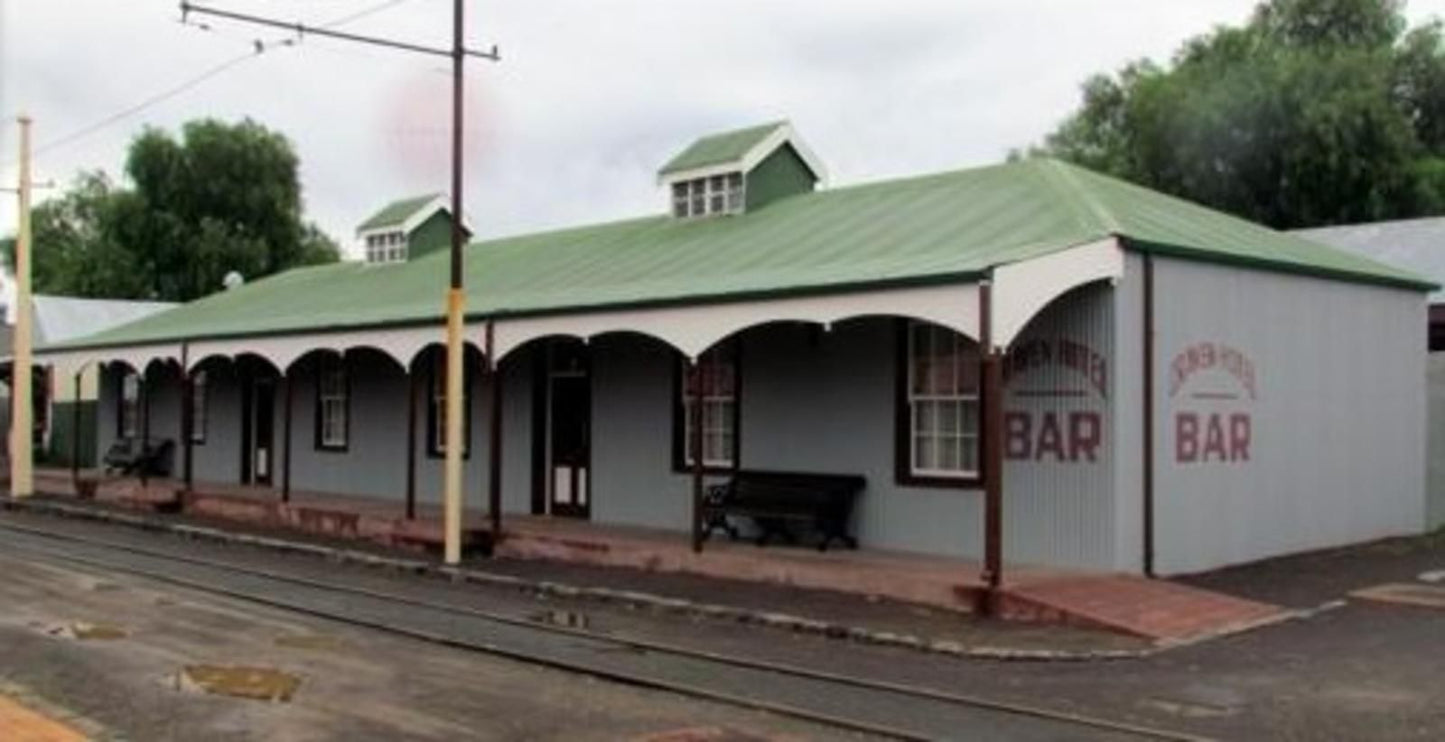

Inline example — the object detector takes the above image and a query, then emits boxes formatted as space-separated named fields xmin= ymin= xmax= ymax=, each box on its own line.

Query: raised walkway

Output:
xmin=31 ymin=468 xmax=1285 ymax=643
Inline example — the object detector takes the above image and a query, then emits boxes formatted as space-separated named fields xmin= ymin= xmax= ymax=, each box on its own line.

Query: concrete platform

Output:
xmin=33 ymin=467 xmax=1285 ymax=641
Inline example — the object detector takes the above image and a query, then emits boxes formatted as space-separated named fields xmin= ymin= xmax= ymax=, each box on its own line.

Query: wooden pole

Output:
xmin=181 ymin=347 xmax=194 ymax=494
xmin=282 ymin=372 xmax=293 ymax=503
xmin=10 ymin=116 xmax=34 ymax=499
xmin=690 ymin=359 xmax=704 ymax=553
xmin=441 ymin=0 xmax=466 ymax=565
xmin=487 ymin=321 xmax=503 ymax=541
xmin=70 ymin=372 xmax=81 ymax=488
xmin=979 ymin=279 xmax=1005 ymax=607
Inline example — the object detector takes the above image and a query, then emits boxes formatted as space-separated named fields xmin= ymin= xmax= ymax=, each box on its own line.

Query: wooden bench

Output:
xmin=703 ymin=470 xmax=865 ymax=551
xmin=102 ymin=438 xmax=174 ymax=479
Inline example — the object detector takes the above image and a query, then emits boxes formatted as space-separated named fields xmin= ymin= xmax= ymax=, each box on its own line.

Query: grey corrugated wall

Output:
xmin=1001 ymin=282 xmax=1119 ymax=571
xmin=1151 ymin=257 xmax=1426 ymax=575
xmin=1428 ymin=353 xmax=1445 ymax=530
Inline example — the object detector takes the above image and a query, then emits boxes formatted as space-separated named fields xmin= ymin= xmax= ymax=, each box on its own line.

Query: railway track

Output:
xmin=0 ymin=518 xmax=1205 ymax=742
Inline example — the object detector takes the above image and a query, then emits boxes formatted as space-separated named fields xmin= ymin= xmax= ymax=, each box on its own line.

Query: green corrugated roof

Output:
xmin=658 ymin=121 xmax=788 ymax=175
xmin=357 ymin=194 xmax=441 ymax=232
xmin=48 ymin=158 xmax=1434 ymax=351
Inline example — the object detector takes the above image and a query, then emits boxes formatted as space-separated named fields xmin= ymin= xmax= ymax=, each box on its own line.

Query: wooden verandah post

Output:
xmin=979 ymin=279 xmax=1005 ymax=612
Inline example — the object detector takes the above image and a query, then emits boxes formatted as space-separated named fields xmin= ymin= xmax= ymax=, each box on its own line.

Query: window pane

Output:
xmin=913 ymin=434 xmax=935 ymax=470
xmin=961 ymin=435 xmax=979 ymax=473
xmin=710 ymin=194 xmax=725 ymax=213
xmin=939 ymin=401 xmax=960 ymax=435
xmin=939 ymin=434 xmax=961 ymax=471
xmin=915 ymin=400 xmax=936 ymax=435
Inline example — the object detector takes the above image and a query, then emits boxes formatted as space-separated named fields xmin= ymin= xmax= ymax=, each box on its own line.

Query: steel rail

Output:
xmin=0 ymin=520 xmax=1207 ymax=742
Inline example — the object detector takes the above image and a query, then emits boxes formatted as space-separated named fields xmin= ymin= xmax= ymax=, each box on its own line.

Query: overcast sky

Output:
xmin=5 ymin=0 xmax=1445 ymax=257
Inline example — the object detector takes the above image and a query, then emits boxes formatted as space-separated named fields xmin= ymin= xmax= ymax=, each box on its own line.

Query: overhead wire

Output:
xmin=2 ymin=0 xmax=421 ymax=169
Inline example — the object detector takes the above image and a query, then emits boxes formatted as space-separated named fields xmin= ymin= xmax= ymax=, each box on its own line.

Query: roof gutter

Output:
xmin=37 ymin=269 xmax=992 ymax=355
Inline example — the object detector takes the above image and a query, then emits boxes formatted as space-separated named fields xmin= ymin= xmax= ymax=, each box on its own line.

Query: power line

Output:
xmin=31 ymin=52 xmax=260 ymax=159
xmin=5 ymin=0 xmax=422 ymax=168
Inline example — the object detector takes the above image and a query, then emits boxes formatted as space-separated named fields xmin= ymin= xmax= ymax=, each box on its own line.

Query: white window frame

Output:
xmin=317 ymin=356 xmax=348 ymax=450
xmin=907 ymin=322 xmax=980 ymax=479
xmin=681 ymin=347 xmax=737 ymax=468
xmin=429 ymin=352 xmax=469 ymax=457
xmin=671 ymin=174 xmax=745 ymax=219
xmin=119 ymin=369 xmax=140 ymax=440
xmin=190 ymin=370 xmax=208 ymax=444
xmin=363 ymin=230 xmax=408 ymax=264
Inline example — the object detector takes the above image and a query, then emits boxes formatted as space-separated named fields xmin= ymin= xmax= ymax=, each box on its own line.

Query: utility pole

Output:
xmin=10 ymin=115 xmax=33 ymax=499
xmin=442 ymin=0 xmax=467 ymax=565
xmin=179 ymin=2 xmax=498 ymax=564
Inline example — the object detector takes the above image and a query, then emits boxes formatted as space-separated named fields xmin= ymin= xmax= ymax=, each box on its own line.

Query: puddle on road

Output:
xmin=43 ymin=622 xmax=129 ymax=641
xmin=531 ymin=609 xmax=590 ymax=630
xmin=634 ymin=727 xmax=778 ymax=742
xmin=274 ymin=634 xmax=351 ymax=652
xmin=1351 ymin=583 xmax=1445 ymax=609
xmin=176 ymin=665 xmax=301 ymax=703
xmin=1141 ymin=697 xmax=1236 ymax=719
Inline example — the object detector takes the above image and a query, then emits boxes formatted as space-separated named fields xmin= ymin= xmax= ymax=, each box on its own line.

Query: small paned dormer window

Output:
xmin=364 ymin=231 xmax=408 ymax=264
xmin=672 ymin=172 xmax=743 ymax=218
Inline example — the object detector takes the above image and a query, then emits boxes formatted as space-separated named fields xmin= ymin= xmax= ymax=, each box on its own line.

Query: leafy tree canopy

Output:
xmin=7 ymin=118 xmax=338 ymax=302
xmin=1028 ymin=0 xmax=1445 ymax=229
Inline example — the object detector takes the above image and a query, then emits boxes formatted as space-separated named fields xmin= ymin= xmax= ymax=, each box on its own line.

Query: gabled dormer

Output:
xmin=356 ymin=193 xmax=471 ymax=264
xmin=658 ymin=121 xmax=827 ymax=219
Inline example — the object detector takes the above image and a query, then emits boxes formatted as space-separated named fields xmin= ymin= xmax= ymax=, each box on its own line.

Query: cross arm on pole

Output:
xmin=179 ymin=2 xmax=501 ymax=61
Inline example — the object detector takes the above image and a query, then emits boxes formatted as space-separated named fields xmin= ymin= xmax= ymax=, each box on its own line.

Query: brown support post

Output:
xmin=282 ymin=372 xmax=293 ymax=503
xmin=690 ymin=358 xmax=704 ymax=553
xmin=70 ymin=372 xmax=81 ymax=489
xmin=1142 ymin=253 xmax=1156 ymax=577
xmin=979 ymin=280 xmax=1005 ymax=610
xmin=181 ymin=346 xmax=193 ymax=495
xmin=486 ymin=321 xmax=503 ymax=542
xmin=138 ymin=367 xmax=151 ymax=488
xmin=405 ymin=363 xmax=417 ymax=520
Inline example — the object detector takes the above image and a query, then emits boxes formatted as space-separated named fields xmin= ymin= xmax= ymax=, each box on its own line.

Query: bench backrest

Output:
xmin=727 ymin=470 xmax=865 ymax=513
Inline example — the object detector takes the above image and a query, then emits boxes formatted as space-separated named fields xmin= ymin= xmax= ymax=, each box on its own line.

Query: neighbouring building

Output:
xmin=1294 ymin=217 xmax=1445 ymax=529
xmin=0 ymin=291 xmax=175 ymax=467
xmin=35 ymin=121 xmax=1435 ymax=575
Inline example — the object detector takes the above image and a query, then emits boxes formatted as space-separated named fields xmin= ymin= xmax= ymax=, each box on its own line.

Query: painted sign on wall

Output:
xmin=1168 ymin=341 xmax=1257 ymax=464
xmin=1003 ymin=337 xmax=1106 ymax=463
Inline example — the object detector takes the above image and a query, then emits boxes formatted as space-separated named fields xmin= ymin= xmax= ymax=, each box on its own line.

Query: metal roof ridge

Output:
xmin=1031 ymin=157 xmax=1120 ymax=235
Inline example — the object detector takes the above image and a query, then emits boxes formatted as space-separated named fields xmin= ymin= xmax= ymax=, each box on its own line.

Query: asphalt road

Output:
xmin=3 ymin=509 xmax=1443 ymax=741
xmin=0 ymin=515 xmax=1165 ymax=741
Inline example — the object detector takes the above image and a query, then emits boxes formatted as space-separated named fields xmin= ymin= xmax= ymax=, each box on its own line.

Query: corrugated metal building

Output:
xmin=36 ymin=122 xmax=1435 ymax=576
xmin=1294 ymin=218 xmax=1445 ymax=531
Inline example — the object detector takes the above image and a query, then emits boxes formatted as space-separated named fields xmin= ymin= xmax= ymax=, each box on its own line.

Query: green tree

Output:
xmin=1031 ymin=0 xmax=1445 ymax=229
xmin=13 ymin=118 xmax=338 ymax=301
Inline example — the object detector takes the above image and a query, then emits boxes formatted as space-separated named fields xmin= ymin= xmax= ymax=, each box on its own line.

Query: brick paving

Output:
xmin=1004 ymin=575 xmax=1285 ymax=642
xmin=35 ymin=467 xmax=1284 ymax=642
xmin=0 ymin=694 xmax=86 ymax=742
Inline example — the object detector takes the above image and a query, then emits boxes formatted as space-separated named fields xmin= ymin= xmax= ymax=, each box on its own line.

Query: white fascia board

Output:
xmin=658 ymin=123 xmax=830 ymax=188
xmin=36 ymin=344 xmax=182 ymax=378
xmin=490 ymin=281 xmax=979 ymax=362
xmin=989 ymin=236 xmax=1125 ymax=350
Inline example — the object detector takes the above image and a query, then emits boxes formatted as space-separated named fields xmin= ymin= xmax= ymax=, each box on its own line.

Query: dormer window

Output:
xmin=659 ymin=121 xmax=826 ymax=219
xmin=355 ymin=194 xmax=469 ymax=264
xmin=364 ymin=230 xmax=407 ymax=264
xmin=672 ymin=173 xmax=744 ymax=219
